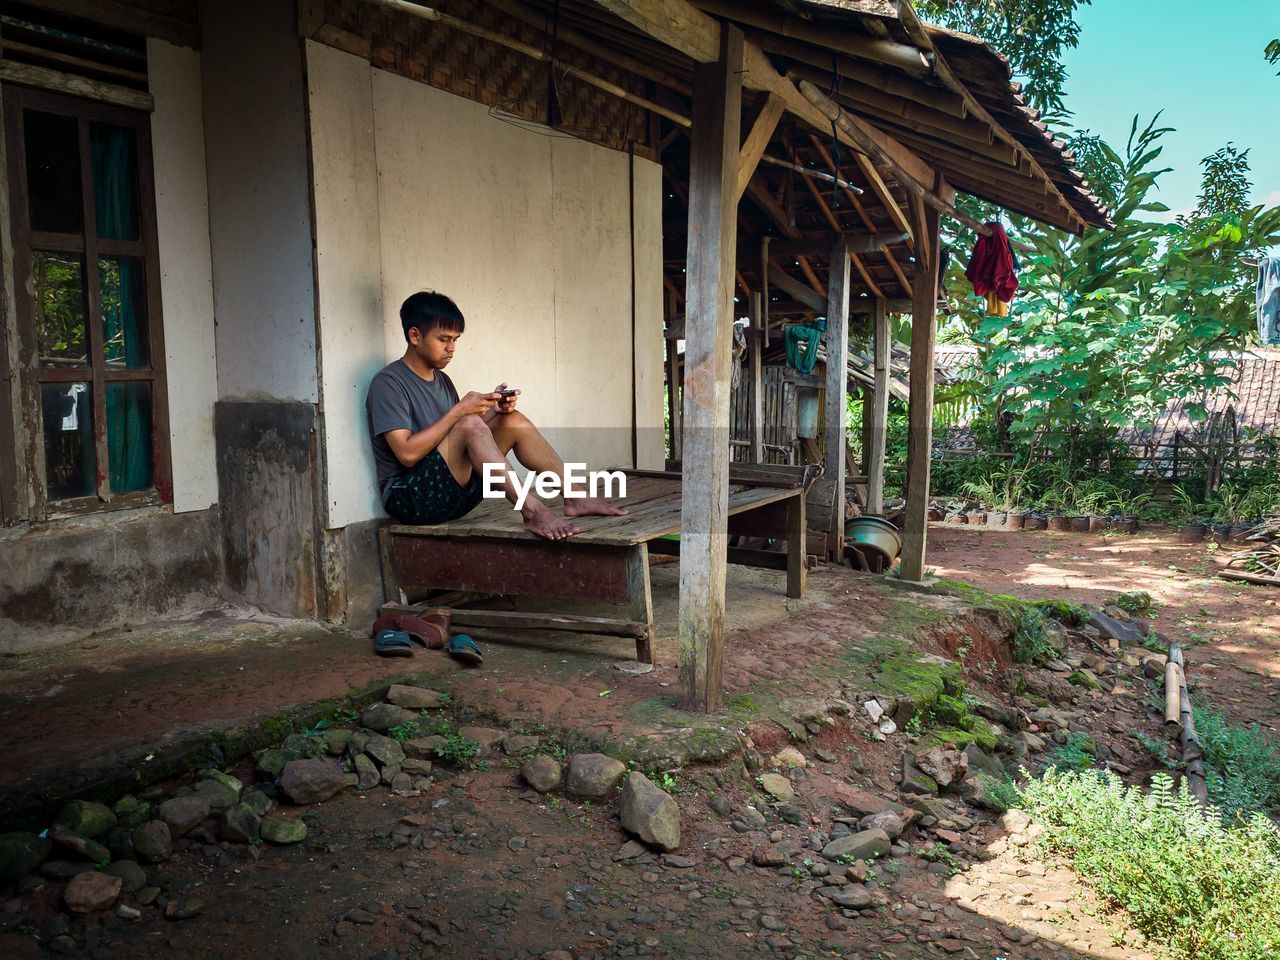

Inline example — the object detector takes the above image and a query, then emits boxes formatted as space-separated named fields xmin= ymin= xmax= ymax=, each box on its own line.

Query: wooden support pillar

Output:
xmin=749 ymin=291 xmax=764 ymax=463
xmin=866 ymin=298 xmax=891 ymax=515
xmin=900 ymin=189 xmax=943 ymax=581
xmin=664 ymin=287 xmax=681 ymax=459
xmin=677 ymin=24 xmax=743 ymax=713
xmin=823 ymin=237 xmax=852 ymax=556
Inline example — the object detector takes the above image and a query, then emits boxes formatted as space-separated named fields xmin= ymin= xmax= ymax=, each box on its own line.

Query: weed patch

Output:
xmin=1195 ymin=707 xmax=1280 ymax=819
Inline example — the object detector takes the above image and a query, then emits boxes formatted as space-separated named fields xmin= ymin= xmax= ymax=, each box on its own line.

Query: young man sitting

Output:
xmin=366 ymin=291 xmax=627 ymax=541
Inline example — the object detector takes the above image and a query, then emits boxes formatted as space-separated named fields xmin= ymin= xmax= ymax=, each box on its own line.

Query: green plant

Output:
xmin=919 ymin=843 xmax=964 ymax=875
xmin=433 ymin=733 xmax=482 ymax=769
xmin=1195 ymin=707 xmax=1280 ymax=819
xmin=1107 ymin=488 xmax=1151 ymax=519
xmin=1132 ymin=730 xmax=1174 ymax=768
xmin=975 ymin=772 xmax=1022 ymax=813
xmin=1031 ymin=597 xmax=1089 ymax=627
xmin=1047 ymin=732 xmax=1096 ymax=773
xmin=387 ymin=722 xmax=416 ymax=743
xmin=903 ymin=713 xmax=924 ymax=736
xmin=1020 ymin=769 xmax=1280 ymax=960
xmin=1009 ymin=604 xmax=1055 ymax=664
xmin=1114 ymin=591 xmax=1154 ymax=618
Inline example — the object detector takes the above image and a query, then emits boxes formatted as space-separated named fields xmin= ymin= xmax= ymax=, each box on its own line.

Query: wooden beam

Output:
xmin=736 ymin=93 xmax=786 ymax=201
xmin=866 ymin=299 xmax=891 ymax=516
xmin=0 ymin=61 xmax=154 ymax=112
xmin=744 ymin=176 xmax=801 ymax=240
xmin=767 ymin=263 xmax=825 ymax=312
xmin=677 ymin=24 xmax=743 ymax=713
xmin=749 ymin=291 xmax=764 ymax=464
xmin=824 ymin=238 xmax=852 ymax=557
xmin=899 ymin=190 xmax=942 ymax=581
xmin=768 ymin=233 xmax=910 ymax=258
xmin=852 ymin=153 xmax=914 ymax=241
xmin=21 ymin=0 xmax=200 ymax=49
xmin=593 ymin=0 xmax=720 ymax=63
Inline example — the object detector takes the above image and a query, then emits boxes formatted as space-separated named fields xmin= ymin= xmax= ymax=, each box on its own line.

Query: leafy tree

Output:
xmin=1186 ymin=144 xmax=1251 ymax=223
xmin=1267 ymin=38 xmax=1280 ymax=75
xmin=916 ymin=0 xmax=1092 ymax=114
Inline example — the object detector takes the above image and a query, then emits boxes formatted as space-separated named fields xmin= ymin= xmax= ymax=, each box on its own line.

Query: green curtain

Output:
xmin=93 ymin=125 xmax=152 ymax=494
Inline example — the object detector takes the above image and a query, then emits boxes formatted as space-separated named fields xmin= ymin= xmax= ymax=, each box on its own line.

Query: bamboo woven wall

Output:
xmin=313 ymin=0 xmax=653 ymax=156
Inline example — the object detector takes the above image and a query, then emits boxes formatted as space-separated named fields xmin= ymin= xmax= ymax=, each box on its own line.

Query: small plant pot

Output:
xmin=987 ymin=510 xmax=1008 ymax=527
xmin=1088 ymin=514 xmax=1110 ymax=533
xmin=1230 ymin=523 xmax=1254 ymax=541
xmin=927 ymin=506 xmax=945 ymax=522
xmin=1180 ymin=523 xmax=1207 ymax=543
xmin=1006 ymin=511 xmax=1027 ymax=531
xmin=1112 ymin=515 xmax=1139 ymax=534
xmin=1210 ymin=522 xmax=1232 ymax=541
xmin=1070 ymin=515 xmax=1090 ymax=532
xmin=945 ymin=512 xmax=967 ymax=525
xmin=1047 ymin=515 xmax=1072 ymax=532
xmin=966 ymin=510 xmax=987 ymax=525
xmin=1025 ymin=514 xmax=1048 ymax=531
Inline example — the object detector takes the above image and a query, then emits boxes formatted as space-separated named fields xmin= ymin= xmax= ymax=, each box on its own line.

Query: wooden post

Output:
xmin=749 ymin=291 xmax=764 ymax=463
xmin=677 ymin=24 xmax=743 ymax=713
xmin=867 ymin=298 xmax=891 ymax=515
xmin=900 ymin=190 xmax=943 ymax=581
xmin=823 ymin=237 xmax=852 ymax=556
xmin=786 ymin=492 xmax=806 ymax=599
xmin=664 ymin=287 xmax=681 ymax=460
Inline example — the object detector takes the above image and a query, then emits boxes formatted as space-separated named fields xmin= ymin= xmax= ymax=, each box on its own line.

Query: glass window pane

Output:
xmin=91 ymin=122 xmax=140 ymax=241
xmin=41 ymin=381 xmax=96 ymax=501
xmin=100 ymin=256 xmax=148 ymax=367
xmin=33 ymin=252 xmax=88 ymax=366
xmin=106 ymin=382 xmax=153 ymax=494
xmin=24 ymin=110 xmax=83 ymax=234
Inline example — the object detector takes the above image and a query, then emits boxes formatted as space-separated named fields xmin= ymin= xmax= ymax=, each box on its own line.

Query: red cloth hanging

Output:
xmin=964 ymin=222 xmax=1019 ymax=304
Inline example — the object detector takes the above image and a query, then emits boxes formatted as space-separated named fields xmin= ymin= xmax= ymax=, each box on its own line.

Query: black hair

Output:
xmin=400 ymin=291 xmax=465 ymax=341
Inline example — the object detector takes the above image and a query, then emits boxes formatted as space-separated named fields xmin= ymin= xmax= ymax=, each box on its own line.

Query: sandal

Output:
xmin=371 ymin=611 xmax=450 ymax=650
xmin=445 ymin=634 xmax=484 ymax=666
xmin=374 ymin=629 xmax=415 ymax=658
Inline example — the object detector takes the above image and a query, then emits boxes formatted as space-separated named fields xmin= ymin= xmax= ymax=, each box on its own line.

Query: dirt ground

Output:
xmin=927 ymin=524 xmax=1280 ymax=732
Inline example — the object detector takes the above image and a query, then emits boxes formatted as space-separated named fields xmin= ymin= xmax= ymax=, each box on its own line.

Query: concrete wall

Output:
xmin=200 ymin=0 xmax=317 ymax=404
xmin=305 ymin=44 xmax=666 ymax=531
xmin=0 ymin=509 xmax=222 ymax=655
xmin=148 ymin=38 xmax=219 ymax=513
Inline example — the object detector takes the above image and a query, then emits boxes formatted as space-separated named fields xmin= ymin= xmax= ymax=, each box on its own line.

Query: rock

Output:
xmin=708 ymin=795 xmax=732 ymax=816
xmin=402 ymin=736 xmax=446 ymax=760
xmin=910 ymin=745 xmax=967 ymax=789
xmin=963 ymin=744 xmax=1005 ymax=780
xmin=239 ymin=789 xmax=273 ymax=818
xmin=757 ymin=773 xmax=795 ymax=802
xmin=386 ymin=684 xmax=448 ymax=710
xmin=221 ymin=804 xmax=261 ymax=843
xmin=164 ymin=897 xmax=204 ymax=921
xmin=49 ymin=825 xmax=110 ymax=863
xmin=255 ymin=749 xmax=288 ymax=779
xmin=1000 ymin=809 xmax=1032 ymax=833
xmin=858 ymin=811 xmax=906 ymax=841
xmin=456 ymin=726 xmax=505 ymax=756
xmin=137 ymin=886 xmax=161 ymax=906
xmin=900 ymin=756 xmax=939 ymax=795
xmin=42 ymin=859 xmax=96 ymax=881
xmin=354 ymin=754 xmax=381 ymax=790
xmin=1089 ymin=610 xmax=1145 ymax=644
xmin=619 ymin=773 xmax=681 ymax=852
xmin=197 ymin=769 xmax=243 ymax=796
xmin=261 ymin=819 xmax=308 ymax=845
xmin=324 ymin=729 xmax=354 ymax=755
xmin=522 ymin=757 xmax=563 ymax=793
xmin=502 ymin=735 xmax=541 ymax=756
xmin=64 ymin=871 xmax=122 ymax=913
xmin=116 ymin=903 xmax=141 ymax=921
xmin=401 ymin=758 xmax=433 ymax=775
xmin=102 ymin=826 xmax=137 ymax=862
xmin=101 ymin=860 xmax=147 ymax=894
xmin=770 ymin=747 xmax=806 ymax=769
xmin=821 ymin=828 xmax=891 ymax=863
xmin=158 ymin=796 xmax=210 ymax=838
xmin=832 ymin=786 xmax=892 ymax=816
xmin=612 ymin=839 xmax=647 ymax=861
xmin=131 ymin=821 xmax=172 ymax=863
xmin=278 ymin=759 xmax=348 ymax=805
xmin=1067 ymin=670 xmax=1104 ymax=691
xmin=361 ymin=702 xmax=416 ymax=733
xmin=180 ymin=778 xmax=239 ymax=813
xmin=55 ymin=801 xmax=117 ymax=839
xmin=819 ymin=885 xmax=872 ymax=910
xmin=279 ymin=733 xmax=317 ymax=761
xmin=0 ymin=832 xmax=52 ymax=885
xmin=565 ymin=754 xmax=626 ymax=798
xmin=363 ymin=733 xmax=406 ymax=768
xmin=863 ymin=699 xmax=886 ymax=722
xmin=737 ymin=805 xmax=767 ymax=830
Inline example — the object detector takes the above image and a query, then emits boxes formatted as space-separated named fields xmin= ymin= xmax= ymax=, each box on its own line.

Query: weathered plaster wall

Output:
xmin=148 ymin=38 xmax=219 ymax=513
xmin=200 ymin=0 xmax=317 ymax=404
xmin=305 ymin=47 xmax=666 ymax=530
xmin=214 ymin=402 xmax=318 ymax=617
xmin=0 ymin=509 xmax=222 ymax=655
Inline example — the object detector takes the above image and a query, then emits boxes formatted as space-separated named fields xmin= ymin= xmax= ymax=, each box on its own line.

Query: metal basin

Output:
xmin=844 ymin=515 xmax=903 ymax=564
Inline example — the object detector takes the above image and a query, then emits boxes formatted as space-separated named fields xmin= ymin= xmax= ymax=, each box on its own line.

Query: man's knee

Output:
xmin=454 ymin=413 xmax=489 ymax=432
xmin=497 ymin=410 xmax=534 ymax=430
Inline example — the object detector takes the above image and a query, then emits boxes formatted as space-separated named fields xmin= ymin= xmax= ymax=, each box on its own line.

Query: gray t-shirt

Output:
xmin=366 ymin=359 xmax=460 ymax=497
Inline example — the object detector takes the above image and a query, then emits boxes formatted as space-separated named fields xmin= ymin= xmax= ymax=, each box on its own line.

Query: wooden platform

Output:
xmin=379 ymin=470 xmax=809 ymax=663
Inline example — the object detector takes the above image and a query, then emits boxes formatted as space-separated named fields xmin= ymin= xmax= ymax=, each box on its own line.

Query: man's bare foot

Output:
xmin=564 ymin=496 xmax=629 ymax=518
xmin=522 ymin=502 xmax=579 ymax=540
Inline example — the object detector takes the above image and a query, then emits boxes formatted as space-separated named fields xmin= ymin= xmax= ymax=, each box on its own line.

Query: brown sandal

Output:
xmin=370 ymin=610 xmax=450 ymax=650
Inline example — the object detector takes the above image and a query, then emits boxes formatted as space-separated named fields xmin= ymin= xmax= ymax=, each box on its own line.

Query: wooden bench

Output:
xmin=378 ymin=467 xmax=814 ymax=663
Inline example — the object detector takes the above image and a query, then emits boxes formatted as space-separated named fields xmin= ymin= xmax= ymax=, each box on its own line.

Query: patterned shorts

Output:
xmin=384 ymin=451 xmax=483 ymax=525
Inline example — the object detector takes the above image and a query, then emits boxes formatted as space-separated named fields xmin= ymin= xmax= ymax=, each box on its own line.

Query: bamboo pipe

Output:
xmin=367 ymin=0 xmax=692 ymax=127
xmin=758 ymin=154 xmax=864 ymax=193
xmin=1163 ymin=659 xmax=1181 ymax=727
xmin=1169 ymin=645 xmax=1209 ymax=807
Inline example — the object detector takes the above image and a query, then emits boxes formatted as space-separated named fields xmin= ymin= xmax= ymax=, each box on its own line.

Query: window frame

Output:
xmin=2 ymin=85 xmax=171 ymax=521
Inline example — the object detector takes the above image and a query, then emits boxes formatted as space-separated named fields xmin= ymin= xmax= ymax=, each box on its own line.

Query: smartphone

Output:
xmin=497 ymin=388 xmax=517 ymax=398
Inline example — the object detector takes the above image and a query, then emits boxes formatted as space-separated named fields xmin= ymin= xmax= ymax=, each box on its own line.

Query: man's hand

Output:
xmin=494 ymin=383 xmax=520 ymax=414
xmin=456 ymin=390 xmax=500 ymax=419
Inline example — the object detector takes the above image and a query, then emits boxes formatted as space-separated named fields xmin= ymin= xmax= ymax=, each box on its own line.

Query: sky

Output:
xmin=1060 ymin=0 xmax=1279 ymax=219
